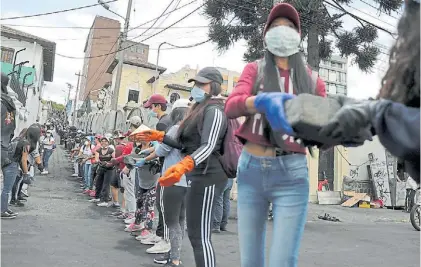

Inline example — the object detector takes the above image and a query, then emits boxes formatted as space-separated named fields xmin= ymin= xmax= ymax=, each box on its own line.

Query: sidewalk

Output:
xmin=1 ymin=147 xmax=419 ymax=267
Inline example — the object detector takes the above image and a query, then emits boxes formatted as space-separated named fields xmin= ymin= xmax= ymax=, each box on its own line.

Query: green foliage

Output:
xmin=204 ymin=0 xmax=402 ymax=72
xmin=41 ymin=100 xmax=65 ymax=111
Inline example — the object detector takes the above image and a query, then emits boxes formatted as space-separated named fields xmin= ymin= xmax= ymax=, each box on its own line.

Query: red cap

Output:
xmin=264 ymin=3 xmax=301 ymax=35
xmin=143 ymin=94 xmax=167 ymax=108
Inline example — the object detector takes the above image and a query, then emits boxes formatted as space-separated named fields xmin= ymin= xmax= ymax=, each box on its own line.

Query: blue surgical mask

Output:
xmin=148 ymin=109 xmax=157 ymax=118
xmin=191 ymin=86 xmax=206 ymax=103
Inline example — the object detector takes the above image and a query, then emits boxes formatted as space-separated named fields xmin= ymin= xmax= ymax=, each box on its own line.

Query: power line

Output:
xmin=0 ymin=0 xmax=118 ymax=21
xmin=2 ymin=24 xmax=209 ymax=29
xmin=55 ymin=3 xmax=205 ymax=60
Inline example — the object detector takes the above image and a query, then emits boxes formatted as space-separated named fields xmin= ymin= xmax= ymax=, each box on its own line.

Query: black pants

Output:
xmin=90 ymin=164 xmax=98 ymax=190
xmin=156 ymin=183 xmax=165 ymax=238
xmin=95 ymin=166 xmax=114 ymax=202
xmin=11 ymin=174 xmax=23 ymax=202
xmin=186 ymin=176 xmax=227 ymax=267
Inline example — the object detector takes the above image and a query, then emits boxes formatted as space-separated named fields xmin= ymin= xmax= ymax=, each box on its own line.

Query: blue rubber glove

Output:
xmin=134 ymin=158 xmax=146 ymax=168
xmin=138 ymin=149 xmax=151 ymax=156
xmin=254 ymin=92 xmax=296 ymax=135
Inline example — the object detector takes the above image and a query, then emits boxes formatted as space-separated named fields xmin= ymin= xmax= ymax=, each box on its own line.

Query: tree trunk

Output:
xmin=307 ymin=23 xmax=320 ymax=71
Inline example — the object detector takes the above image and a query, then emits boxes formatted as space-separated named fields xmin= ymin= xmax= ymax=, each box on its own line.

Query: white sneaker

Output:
xmin=146 ymin=239 xmax=170 ymax=254
xmin=89 ymin=198 xmax=100 ymax=203
xmin=124 ymin=217 xmax=135 ymax=224
xmin=97 ymin=202 xmax=109 ymax=207
xmin=41 ymin=170 xmax=48 ymax=175
xmin=141 ymin=234 xmax=162 ymax=245
xmin=71 ymin=173 xmax=78 ymax=177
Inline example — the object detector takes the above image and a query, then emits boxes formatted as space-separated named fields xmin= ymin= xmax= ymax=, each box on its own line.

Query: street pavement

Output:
xmin=1 ymin=147 xmax=419 ymax=267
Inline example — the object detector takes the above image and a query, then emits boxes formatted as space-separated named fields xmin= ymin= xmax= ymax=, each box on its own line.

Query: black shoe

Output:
xmin=154 ymin=252 xmax=171 ymax=264
xmin=220 ymin=225 xmax=227 ymax=232
xmin=1 ymin=211 xmax=17 ymax=219
xmin=212 ymin=228 xmax=221 ymax=234
xmin=18 ymin=196 xmax=27 ymax=201
xmin=164 ymin=261 xmax=183 ymax=267
xmin=10 ymin=200 xmax=25 ymax=207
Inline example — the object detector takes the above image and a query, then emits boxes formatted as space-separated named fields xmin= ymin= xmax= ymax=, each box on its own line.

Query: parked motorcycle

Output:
xmin=410 ymin=187 xmax=420 ymax=231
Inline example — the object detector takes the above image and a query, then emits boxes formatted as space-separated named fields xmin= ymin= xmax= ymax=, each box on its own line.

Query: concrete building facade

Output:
xmin=79 ymin=16 xmax=120 ymax=101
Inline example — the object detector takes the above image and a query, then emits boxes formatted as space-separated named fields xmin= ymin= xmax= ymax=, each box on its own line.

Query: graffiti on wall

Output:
xmin=370 ymin=161 xmax=392 ymax=206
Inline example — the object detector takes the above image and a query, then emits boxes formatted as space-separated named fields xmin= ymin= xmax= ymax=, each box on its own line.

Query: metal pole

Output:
xmin=111 ymin=0 xmax=133 ymax=111
xmin=72 ymin=72 xmax=82 ymax=126
xmin=153 ymin=42 xmax=167 ymax=94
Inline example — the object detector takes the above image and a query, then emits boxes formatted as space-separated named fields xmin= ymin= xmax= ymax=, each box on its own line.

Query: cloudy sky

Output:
xmin=1 ymin=0 xmax=401 ymax=104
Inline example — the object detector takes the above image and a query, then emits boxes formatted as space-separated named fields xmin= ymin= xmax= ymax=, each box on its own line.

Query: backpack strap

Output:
xmin=252 ymin=59 xmax=264 ymax=96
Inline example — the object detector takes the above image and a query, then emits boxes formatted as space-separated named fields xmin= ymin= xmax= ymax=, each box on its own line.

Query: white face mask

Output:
xmin=46 ymin=133 xmax=51 ymax=137
xmin=264 ymin=25 xmax=300 ymax=57
xmin=84 ymin=141 xmax=89 ymax=146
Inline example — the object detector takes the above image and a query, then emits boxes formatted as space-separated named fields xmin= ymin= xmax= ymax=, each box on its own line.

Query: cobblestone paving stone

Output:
xmin=1 ymin=147 xmax=419 ymax=267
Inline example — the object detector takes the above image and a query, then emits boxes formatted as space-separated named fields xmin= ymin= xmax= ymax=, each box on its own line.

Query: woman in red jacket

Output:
xmin=224 ymin=4 xmax=326 ymax=267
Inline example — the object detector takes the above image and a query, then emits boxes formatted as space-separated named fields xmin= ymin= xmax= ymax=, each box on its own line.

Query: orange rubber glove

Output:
xmin=159 ymin=156 xmax=195 ymax=187
xmin=130 ymin=130 xmax=165 ymax=143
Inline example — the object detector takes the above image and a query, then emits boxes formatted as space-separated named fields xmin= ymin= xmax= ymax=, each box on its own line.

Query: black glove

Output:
xmin=22 ymin=173 xmax=32 ymax=185
xmin=319 ymin=100 xmax=380 ymax=141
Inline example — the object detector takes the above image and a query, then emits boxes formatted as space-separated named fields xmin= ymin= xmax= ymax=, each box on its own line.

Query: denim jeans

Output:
xmin=237 ymin=149 xmax=309 ymax=267
xmin=43 ymin=149 xmax=53 ymax=171
xmin=84 ymin=163 xmax=92 ymax=189
xmin=1 ymin=162 xmax=19 ymax=212
xmin=213 ymin=178 xmax=234 ymax=229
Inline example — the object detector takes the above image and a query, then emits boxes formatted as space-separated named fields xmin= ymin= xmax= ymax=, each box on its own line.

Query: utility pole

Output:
xmin=154 ymin=42 xmax=167 ymax=94
xmin=72 ymin=72 xmax=83 ymax=126
xmin=111 ymin=0 xmax=133 ymax=111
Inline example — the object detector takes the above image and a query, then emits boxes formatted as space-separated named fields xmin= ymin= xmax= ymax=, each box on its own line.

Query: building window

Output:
xmin=337 ymin=72 xmax=346 ymax=83
xmin=336 ymin=85 xmax=346 ymax=95
xmin=331 ymin=62 xmax=343 ymax=69
xmin=328 ymin=70 xmax=336 ymax=82
xmin=328 ymin=84 xmax=337 ymax=94
xmin=1 ymin=46 xmax=15 ymax=64
xmin=222 ymin=80 xmax=228 ymax=86
xmin=170 ymin=92 xmax=180 ymax=104
xmin=319 ymin=68 xmax=328 ymax=79
xmin=128 ymin=89 xmax=139 ymax=103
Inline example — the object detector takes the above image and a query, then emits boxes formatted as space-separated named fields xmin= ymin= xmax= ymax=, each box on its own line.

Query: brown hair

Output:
xmin=378 ymin=1 xmax=420 ymax=107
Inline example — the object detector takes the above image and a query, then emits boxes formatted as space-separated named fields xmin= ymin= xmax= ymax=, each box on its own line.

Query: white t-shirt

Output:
xmin=41 ymin=136 xmax=55 ymax=150
xmin=80 ymin=145 xmax=95 ymax=165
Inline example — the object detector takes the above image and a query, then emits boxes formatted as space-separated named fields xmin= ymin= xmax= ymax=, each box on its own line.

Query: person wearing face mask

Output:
xmin=78 ymin=136 xmax=96 ymax=193
xmin=132 ymin=67 xmax=228 ymax=267
xmin=224 ymin=3 xmax=326 ymax=267
xmin=40 ymin=130 xmax=55 ymax=175
xmin=143 ymin=95 xmax=172 ymax=248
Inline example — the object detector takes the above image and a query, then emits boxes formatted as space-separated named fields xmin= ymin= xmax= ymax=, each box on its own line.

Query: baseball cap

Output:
xmin=172 ymin=99 xmax=191 ymax=109
xmin=263 ymin=3 xmax=301 ymax=35
xmin=127 ymin=115 xmax=142 ymax=127
xmin=100 ymin=136 xmax=110 ymax=142
xmin=188 ymin=67 xmax=223 ymax=85
xmin=143 ymin=94 xmax=167 ymax=108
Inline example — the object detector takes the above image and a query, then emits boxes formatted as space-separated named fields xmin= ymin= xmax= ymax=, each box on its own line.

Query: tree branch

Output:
xmin=322 ymin=3 xmax=341 ymax=39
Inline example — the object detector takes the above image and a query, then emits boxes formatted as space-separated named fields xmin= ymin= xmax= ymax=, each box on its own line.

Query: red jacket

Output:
xmin=225 ymin=61 xmax=326 ymax=153
xmin=113 ymin=142 xmax=134 ymax=169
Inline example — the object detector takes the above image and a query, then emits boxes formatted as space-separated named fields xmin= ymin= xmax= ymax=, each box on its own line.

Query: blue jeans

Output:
xmin=237 ymin=149 xmax=309 ymax=267
xmin=213 ymin=178 xmax=234 ymax=229
xmin=43 ymin=149 xmax=53 ymax=171
xmin=1 ymin=162 xmax=19 ymax=212
xmin=84 ymin=163 xmax=92 ymax=189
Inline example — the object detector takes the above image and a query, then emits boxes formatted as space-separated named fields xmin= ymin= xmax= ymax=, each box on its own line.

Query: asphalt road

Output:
xmin=1 ymin=147 xmax=419 ymax=267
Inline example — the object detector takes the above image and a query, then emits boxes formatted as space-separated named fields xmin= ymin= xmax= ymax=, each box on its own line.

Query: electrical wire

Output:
xmin=0 ymin=0 xmax=118 ymax=21
xmin=1 ymin=24 xmax=209 ymax=29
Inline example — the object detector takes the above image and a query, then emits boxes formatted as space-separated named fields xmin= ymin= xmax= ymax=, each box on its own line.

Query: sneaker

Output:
xmin=89 ymin=198 xmax=100 ymax=203
xmin=220 ymin=225 xmax=227 ymax=232
xmin=141 ymin=234 xmax=162 ymax=245
xmin=117 ymin=212 xmax=130 ymax=219
xmin=71 ymin=173 xmax=78 ymax=177
xmin=124 ymin=217 xmax=135 ymax=225
xmin=41 ymin=170 xmax=48 ymax=175
xmin=7 ymin=209 xmax=18 ymax=216
xmin=212 ymin=228 xmax=221 ymax=234
xmin=146 ymin=239 xmax=170 ymax=254
xmin=83 ymin=189 xmax=90 ymax=194
xmin=111 ymin=202 xmax=120 ymax=208
xmin=97 ymin=202 xmax=109 ymax=207
xmin=1 ymin=211 xmax=16 ymax=219
xmin=164 ymin=261 xmax=183 ymax=267
xmin=135 ymin=229 xmax=153 ymax=241
xmin=154 ymin=252 xmax=170 ymax=264
xmin=89 ymin=191 xmax=96 ymax=198
xmin=10 ymin=200 xmax=24 ymax=207
xmin=124 ymin=222 xmax=144 ymax=232
xmin=112 ymin=211 xmax=124 ymax=216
